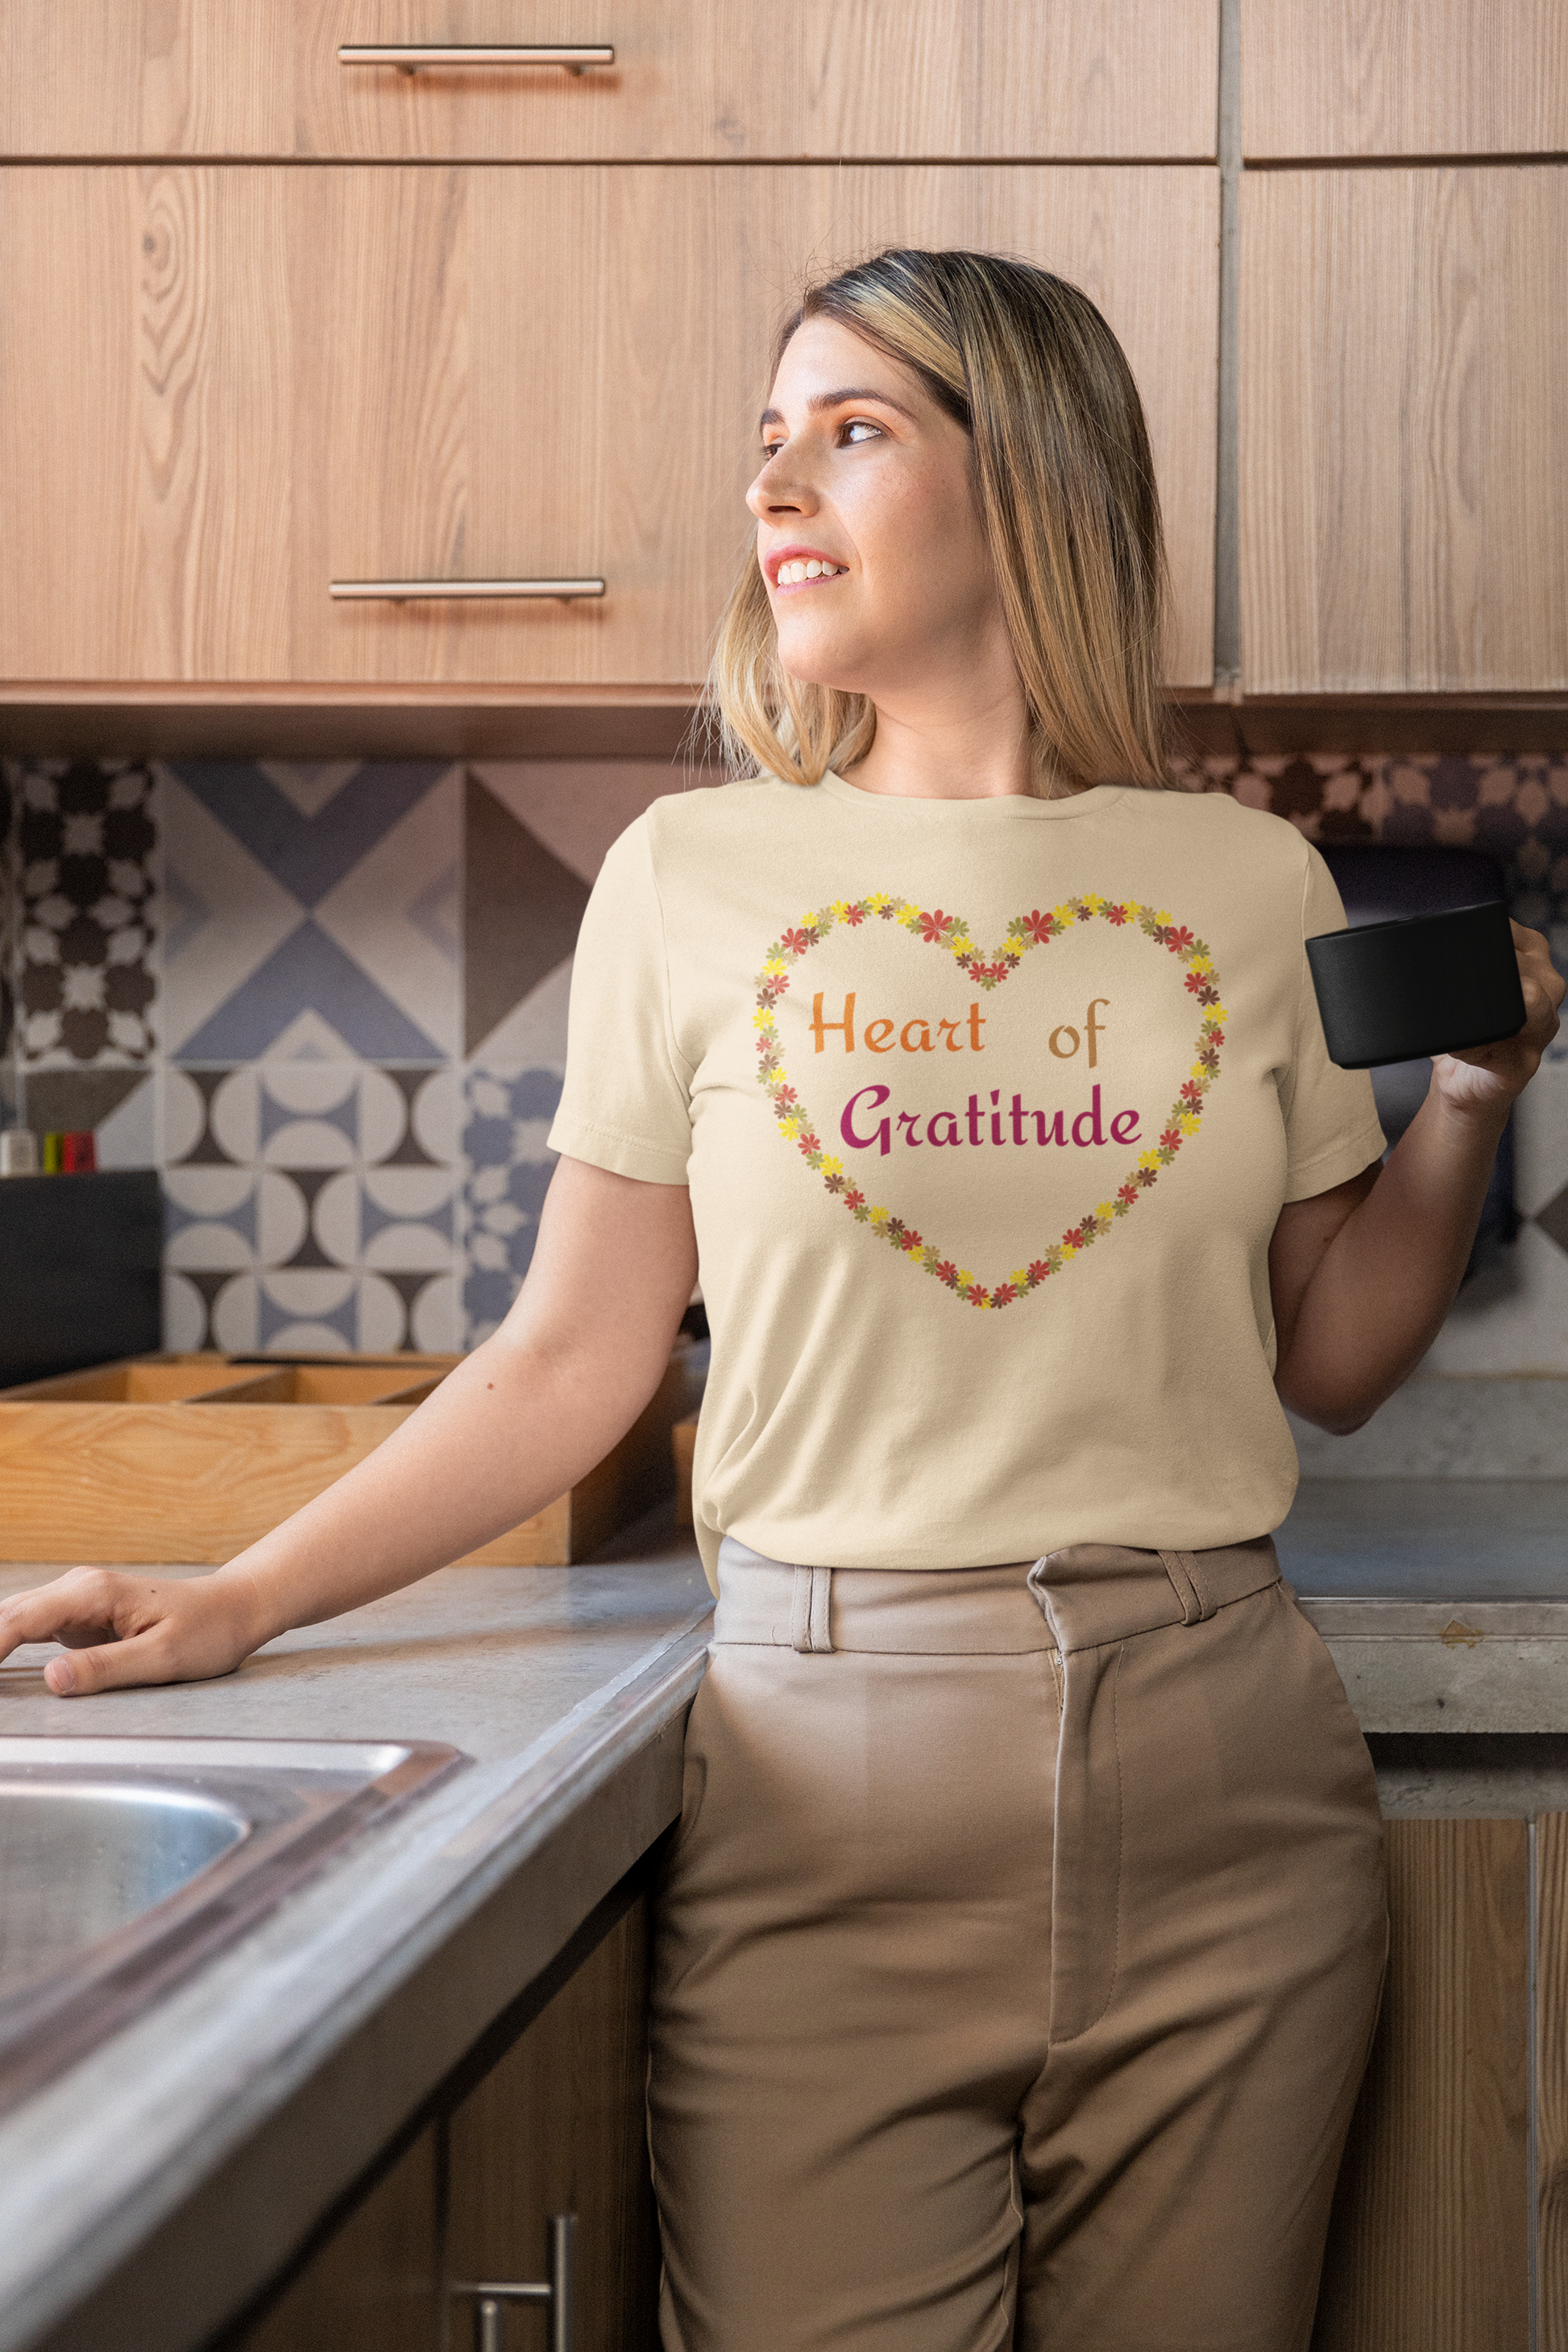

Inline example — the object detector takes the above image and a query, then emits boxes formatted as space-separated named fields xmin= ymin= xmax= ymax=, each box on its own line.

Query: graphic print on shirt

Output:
xmin=753 ymin=892 xmax=1227 ymax=1310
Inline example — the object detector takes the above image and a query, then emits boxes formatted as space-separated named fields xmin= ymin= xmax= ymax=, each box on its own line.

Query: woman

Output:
xmin=1 ymin=250 xmax=1561 ymax=2350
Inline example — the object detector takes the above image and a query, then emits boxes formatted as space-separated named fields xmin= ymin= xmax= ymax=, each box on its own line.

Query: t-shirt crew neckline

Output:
xmin=817 ymin=770 xmax=1135 ymax=823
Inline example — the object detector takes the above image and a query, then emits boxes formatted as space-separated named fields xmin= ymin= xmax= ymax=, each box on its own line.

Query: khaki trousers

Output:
xmin=649 ymin=1536 xmax=1388 ymax=2352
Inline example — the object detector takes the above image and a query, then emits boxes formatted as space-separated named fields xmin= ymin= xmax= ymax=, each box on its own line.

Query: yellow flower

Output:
xmin=869 ymin=1205 xmax=889 ymax=1227
xmin=898 ymin=906 xmax=923 ymax=931
xmin=1189 ymin=1063 xmax=1209 ymax=1082
xmin=819 ymin=1155 xmax=843 ymax=1179
xmin=1209 ymin=1004 xmax=1229 ymax=1023
xmin=1139 ymin=1149 xmax=1161 ymax=1172
xmin=1052 ymin=902 xmax=1075 ymax=923
xmin=764 ymin=955 xmax=788 ymax=976
xmin=957 ymin=1268 xmax=975 ymax=1288
xmin=1178 ymin=1111 xmax=1200 ymax=1135
xmin=1188 ymin=953 xmax=1213 ymax=975
xmin=753 ymin=1009 xmax=774 ymax=1031
xmin=1061 ymin=1239 xmax=1080 ymax=1258
xmin=1097 ymin=1202 xmax=1116 ymax=1221
xmin=1010 ymin=1267 xmax=1031 ymax=1289
xmin=1155 ymin=909 xmax=1173 ymax=927
xmin=778 ymin=1111 xmax=803 ymax=1137
xmin=1122 ymin=899 xmax=1143 ymax=919
xmin=1081 ymin=893 xmax=1105 ymax=915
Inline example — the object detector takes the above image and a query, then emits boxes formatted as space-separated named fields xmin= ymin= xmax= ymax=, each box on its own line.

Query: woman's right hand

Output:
xmin=0 ymin=1564 xmax=270 ymax=1695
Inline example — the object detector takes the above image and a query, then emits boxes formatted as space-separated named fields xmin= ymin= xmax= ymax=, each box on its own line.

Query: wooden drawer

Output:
xmin=0 ymin=1346 xmax=694 ymax=1565
xmin=1 ymin=0 xmax=1217 ymax=162
xmin=0 ymin=162 xmax=1218 ymax=692
xmin=1240 ymin=165 xmax=1568 ymax=695
xmin=1242 ymin=0 xmax=1568 ymax=161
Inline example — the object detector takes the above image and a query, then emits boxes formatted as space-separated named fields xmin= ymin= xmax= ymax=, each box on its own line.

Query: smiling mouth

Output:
xmin=773 ymin=557 xmax=848 ymax=589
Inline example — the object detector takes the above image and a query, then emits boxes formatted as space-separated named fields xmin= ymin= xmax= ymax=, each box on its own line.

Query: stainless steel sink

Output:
xmin=0 ymin=1736 xmax=466 ymax=2111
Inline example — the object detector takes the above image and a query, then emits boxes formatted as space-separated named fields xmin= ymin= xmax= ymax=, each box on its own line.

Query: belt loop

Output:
xmin=790 ymin=1564 xmax=834 ymax=1653
xmin=1159 ymin=1549 xmax=1214 ymax=1625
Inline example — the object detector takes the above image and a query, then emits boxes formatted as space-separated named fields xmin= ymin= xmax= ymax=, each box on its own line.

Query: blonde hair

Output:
xmin=707 ymin=247 xmax=1172 ymax=794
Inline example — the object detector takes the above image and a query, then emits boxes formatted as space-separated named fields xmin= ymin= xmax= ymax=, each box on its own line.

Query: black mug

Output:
xmin=1306 ymin=900 xmax=1525 ymax=1070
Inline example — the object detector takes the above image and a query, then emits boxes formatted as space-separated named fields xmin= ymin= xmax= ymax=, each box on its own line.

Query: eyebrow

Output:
xmin=758 ymin=387 xmax=922 ymax=431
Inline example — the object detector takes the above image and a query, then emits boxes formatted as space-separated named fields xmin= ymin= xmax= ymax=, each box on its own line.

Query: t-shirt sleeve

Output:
xmin=1277 ymin=845 xmax=1388 ymax=1202
xmin=546 ymin=816 xmax=695 ymax=1184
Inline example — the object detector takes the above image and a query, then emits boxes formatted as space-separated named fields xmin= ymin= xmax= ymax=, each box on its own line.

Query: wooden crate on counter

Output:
xmin=0 ymin=1347 xmax=694 ymax=1567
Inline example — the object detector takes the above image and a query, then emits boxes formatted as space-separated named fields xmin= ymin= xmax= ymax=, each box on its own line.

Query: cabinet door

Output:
xmin=236 ymin=2125 xmax=442 ymax=2352
xmin=1240 ymin=166 xmax=1568 ymax=694
xmin=445 ymin=1895 xmax=661 ymax=2352
xmin=0 ymin=164 xmax=1217 ymax=692
xmin=1312 ymin=1818 xmax=1530 ymax=2352
xmin=1536 ymin=1814 xmax=1568 ymax=2350
xmin=2 ymin=1 xmax=1217 ymax=163
xmin=1242 ymin=0 xmax=1568 ymax=160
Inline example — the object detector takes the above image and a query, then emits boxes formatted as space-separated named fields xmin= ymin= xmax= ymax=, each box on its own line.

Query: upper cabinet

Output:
xmin=1241 ymin=0 xmax=1568 ymax=159
xmin=0 ymin=164 xmax=1218 ymax=694
xmin=1239 ymin=166 xmax=1568 ymax=695
xmin=1 ymin=1 xmax=1217 ymax=161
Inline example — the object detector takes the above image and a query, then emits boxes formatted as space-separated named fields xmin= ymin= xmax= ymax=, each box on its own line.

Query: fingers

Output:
xmin=0 ymin=1567 xmax=136 ymax=1665
xmin=44 ymin=1633 xmax=178 ymax=1698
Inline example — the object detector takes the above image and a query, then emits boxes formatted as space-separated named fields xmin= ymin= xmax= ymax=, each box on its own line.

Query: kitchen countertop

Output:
xmin=4 ymin=1475 xmax=1568 ymax=2350
xmin=0 ymin=1520 xmax=713 ymax=2352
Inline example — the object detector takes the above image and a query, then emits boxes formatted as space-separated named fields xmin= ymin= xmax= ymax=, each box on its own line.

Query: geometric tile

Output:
xmin=160 ymin=772 xmax=302 ymax=1057
xmin=463 ymin=774 xmax=590 ymax=1055
xmin=460 ymin=1064 xmax=563 ymax=1344
xmin=313 ymin=767 xmax=461 ymax=1057
xmin=1537 ymin=1176 xmax=1568 ymax=1257
xmin=14 ymin=757 xmax=158 ymax=1065
xmin=172 ymin=922 xmax=446 ymax=1064
xmin=169 ymin=760 xmax=443 ymax=908
xmin=18 ymin=1064 xmax=149 ymax=1138
xmin=466 ymin=956 xmax=574 ymax=1082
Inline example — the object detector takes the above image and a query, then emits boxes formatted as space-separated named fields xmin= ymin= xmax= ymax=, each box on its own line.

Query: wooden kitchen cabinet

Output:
xmin=1312 ymin=1818 xmax=1532 ymax=2351
xmin=1242 ymin=0 xmax=1568 ymax=160
xmin=1239 ymin=165 xmax=1568 ymax=695
xmin=0 ymin=163 xmax=1218 ymax=695
xmin=1 ymin=0 xmax=1217 ymax=163
xmin=231 ymin=1888 xmax=658 ymax=2352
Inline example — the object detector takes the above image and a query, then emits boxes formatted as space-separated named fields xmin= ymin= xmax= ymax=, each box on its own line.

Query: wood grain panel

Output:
xmin=1242 ymin=0 xmax=1568 ymax=160
xmin=445 ymin=1896 xmax=660 ymax=2352
xmin=1538 ymin=1815 xmax=1568 ymax=2350
xmin=2 ymin=0 xmax=1217 ymax=161
xmin=1311 ymin=1818 xmax=1529 ymax=2352
xmin=0 ymin=168 xmax=296 ymax=682
xmin=238 ymin=2125 xmax=441 ymax=2352
xmin=1240 ymin=168 xmax=1568 ymax=694
xmin=309 ymin=163 xmax=1217 ymax=688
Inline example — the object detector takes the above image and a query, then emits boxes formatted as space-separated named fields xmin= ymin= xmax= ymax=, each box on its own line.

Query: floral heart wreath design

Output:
xmin=753 ymin=893 xmax=1227 ymax=1311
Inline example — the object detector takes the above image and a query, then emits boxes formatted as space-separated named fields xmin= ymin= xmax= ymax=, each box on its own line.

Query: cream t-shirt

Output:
xmin=548 ymin=773 xmax=1385 ymax=1588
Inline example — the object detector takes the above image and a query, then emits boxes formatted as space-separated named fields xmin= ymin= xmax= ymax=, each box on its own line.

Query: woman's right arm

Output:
xmin=0 ymin=1157 xmax=699 ymax=1697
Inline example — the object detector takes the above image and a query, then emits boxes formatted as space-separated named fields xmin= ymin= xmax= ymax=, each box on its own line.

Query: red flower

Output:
xmin=993 ymin=1284 xmax=1018 ymax=1308
xmin=1159 ymin=1126 xmax=1181 ymax=1150
xmin=1180 ymin=1081 xmax=1203 ymax=1105
xmin=918 ymin=908 xmax=954 ymax=943
xmin=1118 ymin=1183 xmax=1139 ymax=1205
xmin=969 ymin=1287 xmax=990 ymax=1308
xmin=1027 ymin=1259 xmax=1052 ymax=1284
xmin=774 ymin=1085 xmax=797 ymax=1106
xmin=798 ymin=1135 xmax=819 ymax=1155
xmin=936 ymin=1260 xmax=959 ymax=1286
xmin=1184 ymin=971 xmax=1207 ymax=995
xmin=1105 ymin=904 xmax=1128 ymax=925
xmin=844 ymin=904 xmax=865 ymax=926
xmin=902 ymin=1229 xmax=923 ymax=1253
xmin=1023 ymin=909 xmax=1056 ymax=944
xmin=1166 ymin=926 xmax=1194 ymax=952
xmin=1206 ymin=1027 xmax=1225 ymax=1047
xmin=780 ymin=927 xmax=811 ymax=954
xmin=845 ymin=1188 xmax=865 ymax=1210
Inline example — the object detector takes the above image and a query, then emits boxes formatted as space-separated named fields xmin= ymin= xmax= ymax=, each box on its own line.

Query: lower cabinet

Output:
xmin=233 ymin=1887 xmax=659 ymax=2352
xmin=229 ymin=1806 xmax=1568 ymax=2352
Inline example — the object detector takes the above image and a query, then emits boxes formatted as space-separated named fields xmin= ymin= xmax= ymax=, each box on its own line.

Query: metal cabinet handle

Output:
xmin=451 ymin=2213 xmax=575 ymax=2352
xmin=329 ymin=577 xmax=606 ymax=603
xmin=338 ymin=44 xmax=613 ymax=75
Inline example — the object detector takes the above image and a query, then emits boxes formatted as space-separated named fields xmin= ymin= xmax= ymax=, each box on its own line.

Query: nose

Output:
xmin=746 ymin=444 xmax=819 ymax=524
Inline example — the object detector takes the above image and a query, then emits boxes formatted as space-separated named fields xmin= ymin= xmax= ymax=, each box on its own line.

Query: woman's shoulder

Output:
xmin=639 ymin=772 xmax=810 ymax=857
xmin=1142 ymin=784 xmax=1319 ymax=876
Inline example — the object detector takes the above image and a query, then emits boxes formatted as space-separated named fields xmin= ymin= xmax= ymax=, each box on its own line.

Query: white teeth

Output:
xmin=777 ymin=558 xmax=843 ymax=585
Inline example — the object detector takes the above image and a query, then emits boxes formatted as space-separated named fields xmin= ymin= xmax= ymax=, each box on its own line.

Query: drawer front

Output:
xmin=2 ymin=0 xmax=1217 ymax=162
xmin=0 ymin=164 xmax=1217 ymax=691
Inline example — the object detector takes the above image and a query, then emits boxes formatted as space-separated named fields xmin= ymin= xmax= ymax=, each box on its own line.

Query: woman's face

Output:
xmin=748 ymin=317 xmax=1009 ymax=709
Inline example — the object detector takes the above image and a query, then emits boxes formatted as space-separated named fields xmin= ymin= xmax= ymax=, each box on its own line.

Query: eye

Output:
xmin=843 ymin=419 xmax=881 ymax=444
xmin=760 ymin=439 xmax=785 ymax=463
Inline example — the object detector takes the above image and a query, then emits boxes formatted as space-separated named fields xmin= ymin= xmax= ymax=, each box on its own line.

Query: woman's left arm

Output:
xmin=1270 ymin=920 xmax=1565 ymax=1433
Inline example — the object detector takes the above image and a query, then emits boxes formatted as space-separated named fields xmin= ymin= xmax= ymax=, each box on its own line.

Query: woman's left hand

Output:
xmin=1432 ymin=919 xmax=1565 ymax=1117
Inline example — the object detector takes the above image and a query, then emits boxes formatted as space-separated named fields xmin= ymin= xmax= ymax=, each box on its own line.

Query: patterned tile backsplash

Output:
xmin=2 ymin=749 xmax=1566 ymax=1366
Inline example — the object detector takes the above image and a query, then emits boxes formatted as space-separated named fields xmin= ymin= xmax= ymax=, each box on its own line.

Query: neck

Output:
xmin=840 ymin=671 xmax=1052 ymax=803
